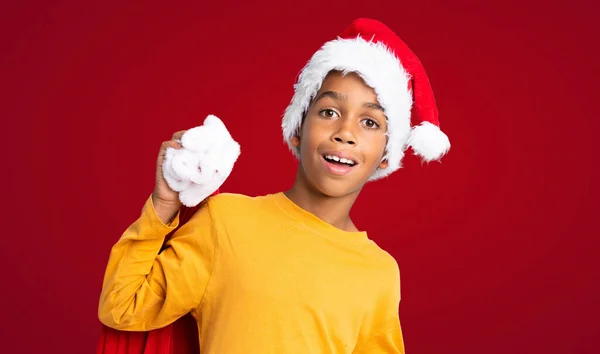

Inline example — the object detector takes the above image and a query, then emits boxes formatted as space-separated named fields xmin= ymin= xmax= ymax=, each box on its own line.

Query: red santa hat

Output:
xmin=282 ymin=18 xmax=450 ymax=180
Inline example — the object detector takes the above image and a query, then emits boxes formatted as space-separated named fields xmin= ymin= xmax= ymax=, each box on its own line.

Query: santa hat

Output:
xmin=282 ymin=18 xmax=450 ymax=180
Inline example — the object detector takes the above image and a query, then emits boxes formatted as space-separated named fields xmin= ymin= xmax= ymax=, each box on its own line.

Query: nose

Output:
xmin=331 ymin=117 xmax=357 ymax=146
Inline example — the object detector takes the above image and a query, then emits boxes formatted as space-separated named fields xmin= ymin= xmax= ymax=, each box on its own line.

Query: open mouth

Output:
xmin=322 ymin=154 xmax=357 ymax=167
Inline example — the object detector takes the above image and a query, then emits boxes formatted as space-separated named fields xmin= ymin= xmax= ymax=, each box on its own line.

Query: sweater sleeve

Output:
xmin=98 ymin=195 xmax=218 ymax=331
xmin=355 ymin=316 xmax=405 ymax=353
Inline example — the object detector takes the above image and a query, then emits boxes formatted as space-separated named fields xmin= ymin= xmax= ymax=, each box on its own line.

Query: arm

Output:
xmin=356 ymin=315 xmax=405 ymax=353
xmin=97 ymin=195 xmax=217 ymax=331
xmin=354 ymin=263 xmax=405 ymax=353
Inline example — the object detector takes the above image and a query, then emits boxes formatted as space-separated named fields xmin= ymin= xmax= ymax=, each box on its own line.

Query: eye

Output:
xmin=362 ymin=118 xmax=380 ymax=129
xmin=319 ymin=109 xmax=339 ymax=118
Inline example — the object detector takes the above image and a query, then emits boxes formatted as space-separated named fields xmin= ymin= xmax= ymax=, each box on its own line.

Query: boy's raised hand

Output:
xmin=152 ymin=130 xmax=186 ymax=224
xmin=150 ymin=115 xmax=241 ymax=222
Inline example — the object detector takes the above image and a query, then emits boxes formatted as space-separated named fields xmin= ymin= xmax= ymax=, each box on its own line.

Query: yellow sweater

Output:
xmin=99 ymin=192 xmax=404 ymax=353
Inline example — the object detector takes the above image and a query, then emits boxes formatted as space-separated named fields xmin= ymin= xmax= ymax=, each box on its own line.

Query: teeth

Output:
xmin=325 ymin=154 xmax=355 ymax=166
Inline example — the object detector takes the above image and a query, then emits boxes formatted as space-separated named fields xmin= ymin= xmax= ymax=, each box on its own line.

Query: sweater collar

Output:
xmin=270 ymin=192 xmax=369 ymax=244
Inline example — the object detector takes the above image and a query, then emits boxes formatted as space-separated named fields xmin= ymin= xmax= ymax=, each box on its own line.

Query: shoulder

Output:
xmin=204 ymin=192 xmax=270 ymax=211
xmin=201 ymin=192 xmax=279 ymax=221
xmin=371 ymin=245 xmax=400 ymax=281
xmin=361 ymin=239 xmax=399 ymax=272
xmin=362 ymin=242 xmax=401 ymax=296
xmin=204 ymin=192 xmax=247 ymax=206
xmin=194 ymin=192 xmax=285 ymax=241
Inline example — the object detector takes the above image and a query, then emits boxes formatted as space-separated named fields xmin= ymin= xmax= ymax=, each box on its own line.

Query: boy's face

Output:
xmin=291 ymin=70 xmax=389 ymax=197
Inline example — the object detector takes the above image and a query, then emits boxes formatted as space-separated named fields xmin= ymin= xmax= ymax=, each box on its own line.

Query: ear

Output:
xmin=290 ymin=135 xmax=300 ymax=147
xmin=378 ymin=159 xmax=388 ymax=169
xmin=290 ymin=127 xmax=302 ymax=147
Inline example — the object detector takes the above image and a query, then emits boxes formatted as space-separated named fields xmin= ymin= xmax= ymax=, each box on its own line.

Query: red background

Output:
xmin=2 ymin=0 xmax=598 ymax=353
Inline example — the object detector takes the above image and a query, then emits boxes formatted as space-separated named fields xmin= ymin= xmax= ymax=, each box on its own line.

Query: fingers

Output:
xmin=162 ymin=139 xmax=182 ymax=150
xmin=161 ymin=131 xmax=186 ymax=153
xmin=157 ymin=130 xmax=187 ymax=167
xmin=157 ymin=139 xmax=183 ymax=164
xmin=172 ymin=130 xmax=186 ymax=142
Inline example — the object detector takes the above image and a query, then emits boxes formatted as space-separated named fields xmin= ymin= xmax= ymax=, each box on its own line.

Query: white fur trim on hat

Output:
xmin=282 ymin=36 xmax=413 ymax=180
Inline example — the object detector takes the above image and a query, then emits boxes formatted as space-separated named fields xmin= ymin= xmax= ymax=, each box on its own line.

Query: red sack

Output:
xmin=96 ymin=191 xmax=217 ymax=354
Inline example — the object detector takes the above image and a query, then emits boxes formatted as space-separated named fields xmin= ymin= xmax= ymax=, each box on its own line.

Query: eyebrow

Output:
xmin=313 ymin=90 xmax=385 ymax=112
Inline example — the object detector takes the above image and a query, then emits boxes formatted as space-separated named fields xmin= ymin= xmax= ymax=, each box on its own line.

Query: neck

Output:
xmin=284 ymin=167 xmax=362 ymax=232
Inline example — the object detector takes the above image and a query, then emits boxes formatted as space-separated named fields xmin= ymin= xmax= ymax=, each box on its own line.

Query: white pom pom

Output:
xmin=407 ymin=121 xmax=451 ymax=162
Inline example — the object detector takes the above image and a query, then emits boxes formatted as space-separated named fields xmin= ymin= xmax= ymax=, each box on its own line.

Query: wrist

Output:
xmin=151 ymin=194 xmax=181 ymax=225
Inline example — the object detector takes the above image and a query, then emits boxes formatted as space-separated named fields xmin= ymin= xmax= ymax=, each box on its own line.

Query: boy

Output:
xmin=98 ymin=18 xmax=450 ymax=353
